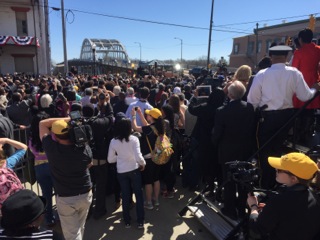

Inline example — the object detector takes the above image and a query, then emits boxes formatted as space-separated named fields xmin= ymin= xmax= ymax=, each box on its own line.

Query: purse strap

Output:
xmin=146 ymin=135 xmax=153 ymax=153
xmin=146 ymin=125 xmax=158 ymax=153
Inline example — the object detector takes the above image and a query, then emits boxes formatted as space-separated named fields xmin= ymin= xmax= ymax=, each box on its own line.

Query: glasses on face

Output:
xmin=276 ymin=169 xmax=292 ymax=175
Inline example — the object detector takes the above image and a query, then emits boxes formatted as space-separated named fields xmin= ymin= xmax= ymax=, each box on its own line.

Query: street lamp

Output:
xmin=174 ymin=37 xmax=183 ymax=66
xmin=134 ymin=42 xmax=142 ymax=62
xmin=92 ymin=43 xmax=96 ymax=75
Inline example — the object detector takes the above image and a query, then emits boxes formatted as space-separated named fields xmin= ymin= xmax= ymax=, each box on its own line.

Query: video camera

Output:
xmin=68 ymin=110 xmax=94 ymax=148
xmin=225 ymin=160 xmax=260 ymax=185
xmin=203 ymin=76 xmax=225 ymax=88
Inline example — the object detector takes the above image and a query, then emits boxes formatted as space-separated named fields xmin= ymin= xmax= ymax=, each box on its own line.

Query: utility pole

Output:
xmin=207 ymin=0 xmax=214 ymax=70
xmin=61 ymin=0 xmax=68 ymax=74
xmin=44 ymin=0 xmax=51 ymax=74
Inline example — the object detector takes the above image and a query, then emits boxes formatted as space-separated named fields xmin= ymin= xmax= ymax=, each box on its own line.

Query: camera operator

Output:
xmin=247 ymin=153 xmax=320 ymax=240
xmin=39 ymin=117 xmax=93 ymax=240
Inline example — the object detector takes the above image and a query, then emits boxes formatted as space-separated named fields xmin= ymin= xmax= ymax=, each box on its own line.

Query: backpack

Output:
xmin=0 ymin=168 xmax=24 ymax=209
xmin=146 ymin=126 xmax=174 ymax=165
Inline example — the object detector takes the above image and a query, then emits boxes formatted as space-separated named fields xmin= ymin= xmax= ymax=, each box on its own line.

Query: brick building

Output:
xmin=229 ymin=17 xmax=320 ymax=72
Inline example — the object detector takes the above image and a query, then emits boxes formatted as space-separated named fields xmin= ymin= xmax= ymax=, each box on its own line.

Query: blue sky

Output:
xmin=48 ymin=0 xmax=320 ymax=64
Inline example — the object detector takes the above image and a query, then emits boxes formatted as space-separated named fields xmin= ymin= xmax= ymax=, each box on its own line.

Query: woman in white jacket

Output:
xmin=108 ymin=118 xmax=146 ymax=229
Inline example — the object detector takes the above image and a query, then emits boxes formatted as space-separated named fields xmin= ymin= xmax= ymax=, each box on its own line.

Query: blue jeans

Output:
xmin=35 ymin=163 xmax=54 ymax=225
xmin=117 ymin=169 xmax=144 ymax=224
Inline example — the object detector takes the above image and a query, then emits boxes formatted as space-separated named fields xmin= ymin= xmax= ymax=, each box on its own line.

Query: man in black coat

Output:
xmin=83 ymin=101 xmax=114 ymax=220
xmin=212 ymin=80 xmax=255 ymax=219
xmin=186 ymin=86 xmax=225 ymax=192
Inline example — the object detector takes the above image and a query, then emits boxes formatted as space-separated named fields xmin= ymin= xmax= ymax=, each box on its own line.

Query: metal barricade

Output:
xmin=12 ymin=127 xmax=41 ymax=196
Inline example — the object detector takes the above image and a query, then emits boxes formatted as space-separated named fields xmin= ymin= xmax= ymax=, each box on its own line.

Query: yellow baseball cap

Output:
xmin=145 ymin=108 xmax=162 ymax=119
xmin=268 ymin=153 xmax=318 ymax=180
xmin=51 ymin=120 xmax=69 ymax=135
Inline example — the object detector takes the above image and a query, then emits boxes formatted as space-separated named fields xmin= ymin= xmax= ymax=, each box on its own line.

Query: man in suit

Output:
xmin=186 ymin=86 xmax=225 ymax=192
xmin=212 ymin=80 xmax=255 ymax=220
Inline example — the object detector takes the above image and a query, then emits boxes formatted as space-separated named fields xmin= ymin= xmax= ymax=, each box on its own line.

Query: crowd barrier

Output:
xmin=12 ymin=127 xmax=42 ymax=196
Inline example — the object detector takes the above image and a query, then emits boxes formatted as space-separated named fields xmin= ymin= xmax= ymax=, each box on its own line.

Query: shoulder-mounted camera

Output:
xmin=68 ymin=110 xmax=94 ymax=148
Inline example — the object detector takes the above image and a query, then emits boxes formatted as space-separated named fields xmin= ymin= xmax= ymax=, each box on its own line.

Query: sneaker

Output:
xmin=125 ymin=223 xmax=131 ymax=228
xmin=144 ymin=202 xmax=154 ymax=210
xmin=137 ymin=223 xmax=144 ymax=229
xmin=153 ymin=199 xmax=160 ymax=207
xmin=163 ymin=191 xmax=174 ymax=199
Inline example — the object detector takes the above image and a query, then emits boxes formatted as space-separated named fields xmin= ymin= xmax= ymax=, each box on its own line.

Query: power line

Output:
xmin=0 ymin=0 xmax=316 ymax=35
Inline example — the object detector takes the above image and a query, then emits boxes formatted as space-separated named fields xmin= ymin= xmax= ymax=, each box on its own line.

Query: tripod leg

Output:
xmin=178 ymin=185 xmax=210 ymax=217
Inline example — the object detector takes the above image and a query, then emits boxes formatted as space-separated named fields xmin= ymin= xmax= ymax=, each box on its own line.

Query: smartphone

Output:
xmin=70 ymin=111 xmax=82 ymax=120
xmin=197 ymin=85 xmax=212 ymax=98
xmin=134 ymin=107 xmax=138 ymax=111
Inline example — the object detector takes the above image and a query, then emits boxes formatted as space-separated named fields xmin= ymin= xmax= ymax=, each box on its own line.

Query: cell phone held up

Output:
xmin=134 ymin=107 xmax=138 ymax=111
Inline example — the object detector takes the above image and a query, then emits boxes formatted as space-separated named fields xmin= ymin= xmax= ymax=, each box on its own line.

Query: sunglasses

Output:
xmin=276 ymin=169 xmax=293 ymax=175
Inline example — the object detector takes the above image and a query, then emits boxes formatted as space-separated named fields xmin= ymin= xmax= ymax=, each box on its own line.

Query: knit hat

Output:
xmin=1 ymin=189 xmax=46 ymax=229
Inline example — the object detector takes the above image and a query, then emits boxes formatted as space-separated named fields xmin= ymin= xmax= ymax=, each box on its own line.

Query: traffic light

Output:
xmin=309 ymin=14 xmax=316 ymax=32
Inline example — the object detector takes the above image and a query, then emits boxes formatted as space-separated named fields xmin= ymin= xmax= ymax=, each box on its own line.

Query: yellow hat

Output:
xmin=51 ymin=120 xmax=69 ymax=135
xmin=145 ymin=108 xmax=162 ymax=119
xmin=268 ymin=153 xmax=318 ymax=180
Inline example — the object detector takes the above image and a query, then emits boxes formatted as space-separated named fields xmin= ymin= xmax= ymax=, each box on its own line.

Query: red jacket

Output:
xmin=292 ymin=42 xmax=320 ymax=108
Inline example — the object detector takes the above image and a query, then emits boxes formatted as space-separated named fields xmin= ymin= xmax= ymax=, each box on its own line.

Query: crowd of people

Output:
xmin=0 ymin=27 xmax=319 ymax=239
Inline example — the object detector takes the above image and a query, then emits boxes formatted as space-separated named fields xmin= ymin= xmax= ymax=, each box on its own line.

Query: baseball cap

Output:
xmin=145 ymin=108 xmax=162 ymax=119
xmin=51 ymin=119 xmax=69 ymax=135
xmin=268 ymin=153 xmax=318 ymax=180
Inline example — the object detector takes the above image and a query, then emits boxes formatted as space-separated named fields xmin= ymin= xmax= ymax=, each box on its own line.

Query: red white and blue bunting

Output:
xmin=0 ymin=36 xmax=40 ymax=47
xmin=0 ymin=36 xmax=11 ymax=45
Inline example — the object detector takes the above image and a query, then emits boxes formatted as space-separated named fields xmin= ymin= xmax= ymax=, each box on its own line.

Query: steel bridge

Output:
xmin=80 ymin=38 xmax=130 ymax=67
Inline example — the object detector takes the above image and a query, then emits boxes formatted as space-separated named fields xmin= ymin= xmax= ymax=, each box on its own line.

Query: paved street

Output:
xmin=83 ymin=178 xmax=213 ymax=240
xmin=51 ymin=177 xmax=213 ymax=240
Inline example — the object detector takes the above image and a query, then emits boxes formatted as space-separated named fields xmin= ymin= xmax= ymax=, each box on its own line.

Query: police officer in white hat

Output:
xmin=247 ymin=45 xmax=320 ymax=189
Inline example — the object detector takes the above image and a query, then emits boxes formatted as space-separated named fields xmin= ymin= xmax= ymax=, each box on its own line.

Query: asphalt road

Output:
xmin=82 ymin=178 xmax=213 ymax=240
